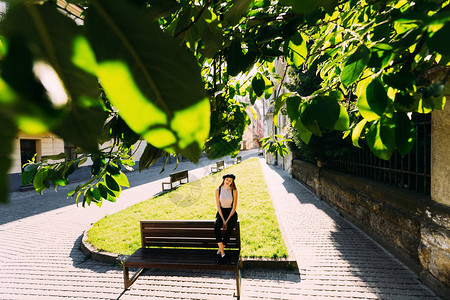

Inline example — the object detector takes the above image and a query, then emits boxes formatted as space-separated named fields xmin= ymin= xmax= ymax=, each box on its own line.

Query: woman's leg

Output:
xmin=214 ymin=213 xmax=225 ymax=256
xmin=222 ymin=212 xmax=238 ymax=247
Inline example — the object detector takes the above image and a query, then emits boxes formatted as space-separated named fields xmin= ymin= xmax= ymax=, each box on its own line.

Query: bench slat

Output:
xmin=141 ymin=220 xmax=217 ymax=228
xmin=142 ymin=239 xmax=239 ymax=249
xmin=170 ymin=170 xmax=188 ymax=181
xmin=140 ymin=221 xmax=240 ymax=249
xmin=141 ymin=228 xmax=238 ymax=237
xmin=124 ymin=248 xmax=240 ymax=270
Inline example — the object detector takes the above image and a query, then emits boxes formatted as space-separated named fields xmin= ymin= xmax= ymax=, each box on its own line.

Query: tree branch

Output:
xmin=174 ymin=0 xmax=211 ymax=38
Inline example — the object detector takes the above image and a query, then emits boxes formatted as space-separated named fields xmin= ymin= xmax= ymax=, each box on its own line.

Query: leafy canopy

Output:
xmin=0 ymin=0 xmax=448 ymax=204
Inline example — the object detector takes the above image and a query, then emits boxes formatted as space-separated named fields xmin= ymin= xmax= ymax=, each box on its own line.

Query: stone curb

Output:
xmin=81 ymin=231 xmax=298 ymax=270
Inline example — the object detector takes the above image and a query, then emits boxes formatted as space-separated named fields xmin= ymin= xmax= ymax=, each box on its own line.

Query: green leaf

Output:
xmin=1 ymin=36 xmax=58 ymax=129
xmin=63 ymin=160 xmax=79 ymax=179
xmin=394 ymin=91 xmax=419 ymax=112
xmin=91 ymin=157 xmax=104 ymax=176
xmin=310 ymin=95 xmax=340 ymax=129
xmin=2 ymin=3 xmax=99 ymax=101
xmin=341 ymin=45 xmax=371 ymax=87
xmin=109 ymin=117 xmax=140 ymax=148
xmin=173 ymin=4 xmax=193 ymax=38
xmin=352 ymin=119 xmax=367 ymax=148
xmin=92 ymin=187 xmax=101 ymax=201
xmin=284 ymin=32 xmax=308 ymax=68
xmin=427 ymin=22 xmax=450 ymax=56
xmin=224 ymin=0 xmax=254 ymax=27
xmin=53 ymin=105 xmax=106 ymax=154
xmin=106 ymin=164 xmax=121 ymax=175
xmin=85 ymin=0 xmax=210 ymax=162
xmin=113 ymin=172 xmax=130 ymax=188
xmin=22 ymin=164 xmax=39 ymax=185
xmin=358 ymin=78 xmax=388 ymax=121
xmin=300 ymin=104 xmax=322 ymax=136
xmin=204 ymin=136 xmax=241 ymax=159
xmin=195 ymin=7 xmax=223 ymax=58
xmin=333 ymin=105 xmax=350 ymax=131
xmin=48 ymin=169 xmax=68 ymax=188
xmin=98 ymin=182 xmax=117 ymax=201
xmin=139 ymin=143 xmax=166 ymax=171
xmin=105 ymin=174 xmax=121 ymax=192
xmin=2 ymin=3 xmax=104 ymax=153
xmin=41 ymin=153 xmax=67 ymax=161
xmin=252 ymin=73 xmax=265 ymax=97
xmin=227 ymin=39 xmax=246 ymax=76
xmin=395 ymin=112 xmax=415 ymax=156
xmin=147 ymin=0 xmax=180 ymax=20
xmin=366 ymin=117 xmax=395 ymax=160
xmin=286 ymin=96 xmax=303 ymax=121
xmin=83 ymin=192 xmax=91 ymax=207
xmin=423 ymin=83 xmax=446 ymax=110
xmin=273 ymin=93 xmax=292 ymax=127
xmin=279 ymin=0 xmax=337 ymax=15
xmin=383 ymin=72 xmax=414 ymax=90
xmin=33 ymin=169 xmax=46 ymax=195
xmin=293 ymin=119 xmax=313 ymax=144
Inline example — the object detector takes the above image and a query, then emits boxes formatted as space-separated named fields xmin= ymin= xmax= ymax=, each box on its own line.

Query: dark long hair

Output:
xmin=219 ymin=178 xmax=237 ymax=190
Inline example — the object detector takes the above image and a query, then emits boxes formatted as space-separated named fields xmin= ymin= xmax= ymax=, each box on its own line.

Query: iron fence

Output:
xmin=327 ymin=114 xmax=431 ymax=195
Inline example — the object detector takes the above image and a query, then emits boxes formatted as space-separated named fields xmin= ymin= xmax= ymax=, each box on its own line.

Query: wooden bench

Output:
xmin=123 ymin=220 xmax=242 ymax=298
xmin=161 ymin=169 xmax=189 ymax=191
xmin=232 ymin=156 xmax=242 ymax=164
xmin=211 ymin=160 xmax=225 ymax=173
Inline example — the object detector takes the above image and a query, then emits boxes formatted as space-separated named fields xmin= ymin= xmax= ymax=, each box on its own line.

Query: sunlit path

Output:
xmin=0 ymin=151 xmax=439 ymax=299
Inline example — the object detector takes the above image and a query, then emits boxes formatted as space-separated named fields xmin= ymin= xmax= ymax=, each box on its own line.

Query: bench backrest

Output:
xmin=236 ymin=156 xmax=242 ymax=162
xmin=170 ymin=169 xmax=188 ymax=182
xmin=140 ymin=220 xmax=240 ymax=250
xmin=217 ymin=161 xmax=224 ymax=167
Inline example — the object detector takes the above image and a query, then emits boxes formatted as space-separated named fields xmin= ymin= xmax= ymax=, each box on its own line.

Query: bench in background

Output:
xmin=162 ymin=169 xmax=189 ymax=191
xmin=232 ymin=156 xmax=242 ymax=164
xmin=211 ymin=160 xmax=225 ymax=173
xmin=123 ymin=220 xmax=242 ymax=298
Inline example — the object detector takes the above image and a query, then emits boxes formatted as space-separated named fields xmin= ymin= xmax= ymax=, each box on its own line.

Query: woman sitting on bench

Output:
xmin=214 ymin=173 xmax=239 ymax=264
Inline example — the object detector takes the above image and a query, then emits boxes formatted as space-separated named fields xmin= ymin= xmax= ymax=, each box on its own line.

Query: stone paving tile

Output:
xmin=0 ymin=152 xmax=442 ymax=299
xmin=258 ymin=159 xmax=439 ymax=300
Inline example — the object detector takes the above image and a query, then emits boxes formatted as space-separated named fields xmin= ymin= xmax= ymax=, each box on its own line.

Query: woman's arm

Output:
xmin=215 ymin=188 xmax=225 ymax=223
xmin=225 ymin=189 xmax=238 ymax=224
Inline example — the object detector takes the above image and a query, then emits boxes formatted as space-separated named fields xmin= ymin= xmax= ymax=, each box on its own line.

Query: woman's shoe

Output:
xmin=216 ymin=253 xmax=223 ymax=264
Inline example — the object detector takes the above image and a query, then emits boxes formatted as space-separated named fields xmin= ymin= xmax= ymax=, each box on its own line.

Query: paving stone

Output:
xmin=0 ymin=151 xmax=441 ymax=299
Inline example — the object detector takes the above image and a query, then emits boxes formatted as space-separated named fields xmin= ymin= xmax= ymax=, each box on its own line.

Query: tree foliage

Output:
xmin=0 ymin=0 xmax=448 ymax=204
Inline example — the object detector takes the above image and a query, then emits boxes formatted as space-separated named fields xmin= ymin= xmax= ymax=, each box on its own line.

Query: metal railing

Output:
xmin=327 ymin=114 xmax=431 ymax=195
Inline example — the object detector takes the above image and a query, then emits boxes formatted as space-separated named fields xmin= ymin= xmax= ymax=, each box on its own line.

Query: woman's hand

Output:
xmin=222 ymin=221 xmax=228 ymax=230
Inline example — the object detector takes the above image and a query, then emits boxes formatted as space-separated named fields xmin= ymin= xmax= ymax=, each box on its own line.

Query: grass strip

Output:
xmin=88 ymin=157 xmax=288 ymax=258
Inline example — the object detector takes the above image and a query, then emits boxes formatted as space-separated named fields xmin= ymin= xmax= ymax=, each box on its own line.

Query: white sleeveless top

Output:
xmin=217 ymin=187 xmax=234 ymax=208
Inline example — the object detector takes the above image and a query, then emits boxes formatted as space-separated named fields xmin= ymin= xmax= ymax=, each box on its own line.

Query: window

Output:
xmin=64 ymin=140 xmax=77 ymax=160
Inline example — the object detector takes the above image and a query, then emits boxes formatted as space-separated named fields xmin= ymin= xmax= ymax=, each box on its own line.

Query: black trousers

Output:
xmin=214 ymin=208 xmax=238 ymax=246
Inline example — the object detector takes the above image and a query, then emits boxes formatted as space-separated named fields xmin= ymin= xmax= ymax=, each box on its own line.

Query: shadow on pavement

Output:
xmin=267 ymin=164 xmax=438 ymax=299
xmin=0 ymin=159 xmax=208 ymax=226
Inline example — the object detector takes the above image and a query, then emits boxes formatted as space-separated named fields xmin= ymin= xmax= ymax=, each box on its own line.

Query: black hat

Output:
xmin=222 ymin=173 xmax=236 ymax=180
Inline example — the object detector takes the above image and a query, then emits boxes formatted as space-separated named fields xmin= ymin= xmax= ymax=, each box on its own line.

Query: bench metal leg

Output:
xmin=235 ymin=267 xmax=242 ymax=298
xmin=123 ymin=266 xmax=145 ymax=289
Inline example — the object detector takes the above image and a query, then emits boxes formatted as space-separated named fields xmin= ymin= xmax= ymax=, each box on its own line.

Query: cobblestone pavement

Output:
xmin=0 ymin=152 xmax=440 ymax=299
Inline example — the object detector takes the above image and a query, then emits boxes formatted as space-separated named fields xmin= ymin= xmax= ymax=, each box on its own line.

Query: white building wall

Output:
xmin=262 ymin=58 xmax=292 ymax=173
xmin=9 ymin=133 xmax=65 ymax=174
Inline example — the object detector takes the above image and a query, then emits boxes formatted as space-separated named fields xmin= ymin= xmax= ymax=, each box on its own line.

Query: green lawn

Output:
xmin=88 ymin=157 xmax=288 ymax=258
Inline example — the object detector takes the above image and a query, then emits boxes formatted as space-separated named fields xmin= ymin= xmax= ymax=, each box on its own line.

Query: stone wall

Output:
xmin=292 ymin=159 xmax=450 ymax=290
